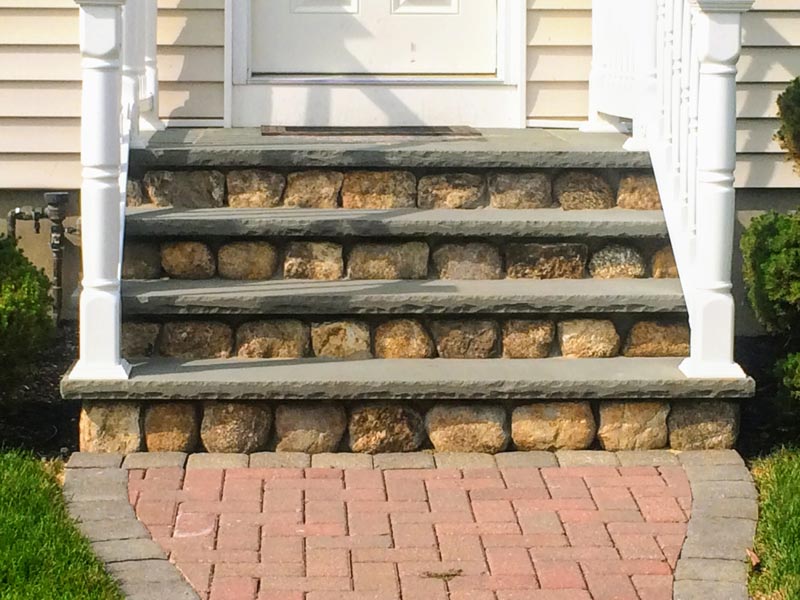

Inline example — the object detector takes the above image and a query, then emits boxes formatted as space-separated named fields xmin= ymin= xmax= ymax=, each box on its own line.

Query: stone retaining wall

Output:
xmin=123 ymin=239 xmax=678 ymax=282
xmin=122 ymin=317 xmax=690 ymax=361
xmin=129 ymin=170 xmax=661 ymax=211
xmin=79 ymin=399 xmax=740 ymax=454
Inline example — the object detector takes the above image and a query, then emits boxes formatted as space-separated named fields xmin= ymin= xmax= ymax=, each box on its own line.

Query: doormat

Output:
xmin=261 ymin=126 xmax=481 ymax=137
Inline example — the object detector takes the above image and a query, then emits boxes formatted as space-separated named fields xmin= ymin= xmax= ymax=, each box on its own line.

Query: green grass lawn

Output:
xmin=0 ymin=451 xmax=123 ymax=600
xmin=749 ymin=448 xmax=800 ymax=600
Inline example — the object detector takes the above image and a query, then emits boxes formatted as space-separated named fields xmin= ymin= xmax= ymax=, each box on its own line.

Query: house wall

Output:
xmin=0 ymin=0 xmax=224 ymax=189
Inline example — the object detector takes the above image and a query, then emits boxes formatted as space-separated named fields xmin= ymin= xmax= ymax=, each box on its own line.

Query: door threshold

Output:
xmin=260 ymin=126 xmax=482 ymax=138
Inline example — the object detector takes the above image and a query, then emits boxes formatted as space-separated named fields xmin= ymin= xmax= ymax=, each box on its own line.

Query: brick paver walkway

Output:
xmin=128 ymin=462 xmax=690 ymax=600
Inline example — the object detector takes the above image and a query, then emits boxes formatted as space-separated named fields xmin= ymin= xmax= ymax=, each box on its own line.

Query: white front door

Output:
xmin=251 ymin=1 xmax=498 ymax=76
xmin=229 ymin=0 xmax=526 ymax=128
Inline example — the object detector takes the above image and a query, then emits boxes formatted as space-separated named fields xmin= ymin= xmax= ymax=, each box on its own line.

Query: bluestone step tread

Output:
xmin=122 ymin=278 xmax=686 ymax=315
xmin=125 ymin=207 xmax=667 ymax=239
xmin=61 ymin=357 xmax=754 ymax=401
xmin=132 ymin=128 xmax=651 ymax=170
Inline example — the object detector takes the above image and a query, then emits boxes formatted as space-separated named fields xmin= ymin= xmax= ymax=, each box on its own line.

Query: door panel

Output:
xmin=250 ymin=0 xmax=498 ymax=75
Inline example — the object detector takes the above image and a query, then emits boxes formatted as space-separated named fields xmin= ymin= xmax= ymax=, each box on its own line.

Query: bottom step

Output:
xmin=62 ymin=357 xmax=754 ymax=401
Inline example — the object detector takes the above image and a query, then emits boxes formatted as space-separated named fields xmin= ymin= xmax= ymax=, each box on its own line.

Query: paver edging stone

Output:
xmin=64 ymin=452 xmax=199 ymax=600
xmin=673 ymin=450 xmax=757 ymax=600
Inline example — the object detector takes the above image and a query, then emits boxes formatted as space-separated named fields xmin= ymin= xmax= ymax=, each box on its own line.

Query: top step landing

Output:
xmin=131 ymin=128 xmax=650 ymax=171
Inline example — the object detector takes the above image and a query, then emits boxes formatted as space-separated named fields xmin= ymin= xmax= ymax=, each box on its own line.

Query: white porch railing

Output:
xmin=69 ymin=0 xmax=161 ymax=381
xmin=586 ymin=0 xmax=753 ymax=379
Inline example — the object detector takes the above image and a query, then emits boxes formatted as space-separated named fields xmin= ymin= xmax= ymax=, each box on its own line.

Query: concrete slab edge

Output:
xmin=674 ymin=450 xmax=757 ymax=600
xmin=64 ymin=454 xmax=199 ymax=600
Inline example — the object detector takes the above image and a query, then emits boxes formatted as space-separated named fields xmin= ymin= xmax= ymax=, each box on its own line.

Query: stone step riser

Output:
xmin=128 ymin=169 xmax=661 ymax=211
xmin=80 ymin=398 xmax=740 ymax=455
xmin=124 ymin=239 xmax=678 ymax=282
xmin=122 ymin=317 xmax=690 ymax=362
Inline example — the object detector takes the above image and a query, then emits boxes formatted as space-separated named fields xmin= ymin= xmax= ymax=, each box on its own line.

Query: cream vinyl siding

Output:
xmin=527 ymin=0 xmax=800 ymax=187
xmin=0 ymin=0 xmax=797 ymax=188
xmin=0 ymin=0 xmax=225 ymax=188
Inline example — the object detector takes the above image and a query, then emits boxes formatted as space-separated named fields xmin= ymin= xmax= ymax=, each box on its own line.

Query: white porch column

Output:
xmin=680 ymin=0 xmax=753 ymax=379
xmin=140 ymin=0 xmax=164 ymax=132
xmin=70 ymin=0 xmax=131 ymax=381
xmin=122 ymin=0 xmax=144 ymax=142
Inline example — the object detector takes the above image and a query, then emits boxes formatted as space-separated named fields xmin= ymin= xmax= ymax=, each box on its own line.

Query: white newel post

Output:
xmin=70 ymin=0 xmax=131 ymax=381
xmin=680 ymin=0 xmax=753 ymax=379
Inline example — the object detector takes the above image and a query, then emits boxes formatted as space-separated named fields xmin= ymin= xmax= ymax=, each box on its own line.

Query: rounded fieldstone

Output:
xmin=617 ymin=173 xmax=662 ymax=210
xmin=347 ymin=242 xmax=429 ymax=280
xmin=144 ymin=403 xmax=199 ymax=452
xmin=426 ymin=404 xmax=510 ymax=454
xmin=554 ymin=171 xmax=615 ymax=210
xmin=341 ymin=171 xmax=417 ymax=209
xmin=121 ymin=322 xmax=160 ymax=358
xmin=226 ymin=170 xmax=286 ymax=208
xmin=506 ymin=243 xmax=587 ymax=279
xmin=589 ymin=245 xmax=646 ymax=279
xmin=432 ymin=243 xmax=502 ymax=280
xmin=348 ymin=402 xmax=425 ymax=453
xmin=623 ymin=321 xmax=690 ymax=357
xmin=311 ymin=321 xmax=372 ymax=359
xmin=430 ymin=321 xmax=498 ymax=359
xmin=374 ymin=320 xmax=434 ymax=359
xmin=201 ymin=402 xmax=272 ymax=453
xmin=79 ymin=402 xmax=141 ymax=453
xmin=558 ymin=319 xmax=620 ymax=358
xmin=489 ymin=172 xmax=553 ymax=209
xmin=236 ymin=320 xmax=309 ymax=359
xmin=418 ymin=173 xmax=488 ymax=209
xmin=502 ymin=320 xmax=555 ymax=359
xmin=512 ymin=402 xmax=596 ymax=451
xmin=668 ymin=401 xmax=739 ymax=450
xmin=218 ymin=242 xmax=278 ymax=280
xmin=275 ymin=403 xmax=347 ymax=453
xmin=143 ymin=170 xmax=225 ymax=209
xmin=651 ymin=246 xmax=679 ymax=279
xmin=597 ymin=401 xmax=670 ymax=450
xmin=122 ymin=242 xmax=162 ymax=280
xmin=284 ymin=242 xmax=344 ymax=280
xmin=161 ymin=241 xmax=216 ymax=279
xmin=126 ymin=179 xmax=147 ymax=207
xmin=284 ymin=171 xmax=343 ymax=208
xmin=160 ymin=322 xmax=233 ymax=359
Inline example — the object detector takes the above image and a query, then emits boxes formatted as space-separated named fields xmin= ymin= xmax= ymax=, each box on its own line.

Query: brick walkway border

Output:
xmin=63 ymin=450 xmax=757 ymax=600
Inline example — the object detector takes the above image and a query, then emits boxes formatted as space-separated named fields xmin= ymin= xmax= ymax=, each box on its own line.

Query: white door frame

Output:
xmin=223 ymin=0 xmax=527 ymax=128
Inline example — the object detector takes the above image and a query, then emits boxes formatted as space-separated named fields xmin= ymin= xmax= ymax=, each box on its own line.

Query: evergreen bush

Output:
xmin=0 ymin=235 xmax=53 ymax=395
xmin=776 ymin=77 xmax=800 ymax=172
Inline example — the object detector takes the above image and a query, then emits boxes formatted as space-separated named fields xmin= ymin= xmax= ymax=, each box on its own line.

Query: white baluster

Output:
xmin=122 ymin=0 xmax=144 ymax=142
xmin=70 ymin=0 xmax=131 ymax=381
xmin=624 ymin=0 xmax=658 ymax=151
xmin=680 ymin=0 xmax=753 ymax=379
xmin=140 ymin=0 xmax=163 ymax=132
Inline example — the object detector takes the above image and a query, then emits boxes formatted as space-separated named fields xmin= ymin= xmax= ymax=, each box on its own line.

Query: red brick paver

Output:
xmin=129 ymin=463 xmax=690 ymax=600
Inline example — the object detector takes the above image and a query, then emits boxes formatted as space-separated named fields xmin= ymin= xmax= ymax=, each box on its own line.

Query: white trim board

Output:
xmin=225 ymin=0 xmax=527 ymax=128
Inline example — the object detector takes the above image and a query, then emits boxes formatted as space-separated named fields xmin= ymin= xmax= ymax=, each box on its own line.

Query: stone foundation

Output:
xmin=123 ymin=239 xmax=675 ymax=282
xmin=79 ymin=399 xmax=741 ymax=454
xmin=131 ymin=169 xmax=660 ymax=211
xmin=121 ymin=317 xmax=690 ymax=361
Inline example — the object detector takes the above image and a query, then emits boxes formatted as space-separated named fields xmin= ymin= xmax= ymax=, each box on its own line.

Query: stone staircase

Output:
xmin=62 ymin=129 xmax=753 ymax=456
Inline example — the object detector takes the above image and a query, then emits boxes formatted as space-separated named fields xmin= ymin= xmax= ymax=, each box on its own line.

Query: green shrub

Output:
xmin=777 ymin=78 xmax=800 ymax=173
xmin=740 ymin=211 xmax=800 ymax=334
xmin=0 ymin=235 xmax=53 ymax=394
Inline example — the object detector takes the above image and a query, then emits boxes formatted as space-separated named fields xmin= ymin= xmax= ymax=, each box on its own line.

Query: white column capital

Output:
xmin=688 ymin=0 xmax=754 ymax=13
